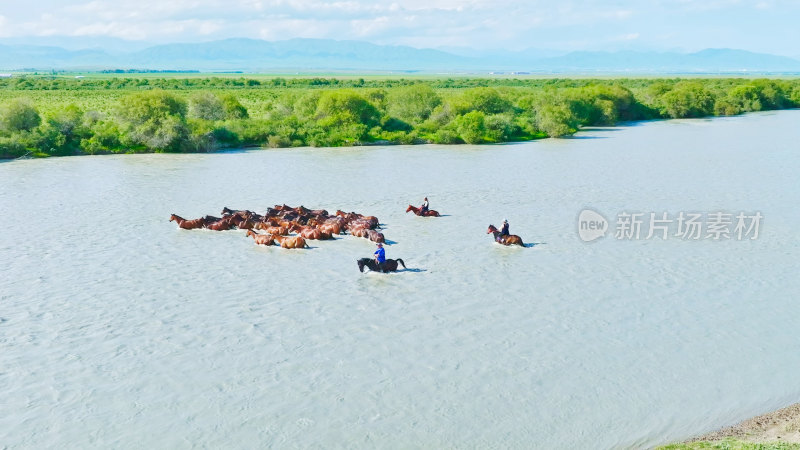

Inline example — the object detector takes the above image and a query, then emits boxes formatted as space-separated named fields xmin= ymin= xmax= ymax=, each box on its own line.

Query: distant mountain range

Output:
xmin=1 ymin=38 xmax=799 ymax=73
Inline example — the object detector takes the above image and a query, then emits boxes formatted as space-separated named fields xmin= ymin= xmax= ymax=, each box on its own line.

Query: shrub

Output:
xmin=659 ymin=82 xmax=716 ymax=118
xmin=454 ymin=110 xmax=486 ymax=144
xmin=189 ymin=92 xmax=226 ymax=121
xmin=1 ymin=99 xmax=41 ymax=132
xmin=386 ymin=84 xmax=442 ymax=123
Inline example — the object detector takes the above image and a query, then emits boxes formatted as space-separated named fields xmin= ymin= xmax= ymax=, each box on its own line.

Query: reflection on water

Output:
xmin=2 ymin=111 xmax=799 ymax=448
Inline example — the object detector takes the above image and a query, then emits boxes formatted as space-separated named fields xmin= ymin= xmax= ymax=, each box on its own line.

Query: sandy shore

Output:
xmin=686 ymin=403 xmax=800 ymax=444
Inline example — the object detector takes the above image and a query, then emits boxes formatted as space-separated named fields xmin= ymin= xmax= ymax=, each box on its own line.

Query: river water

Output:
xmin=2 ymin=110 xmax=799 ymax=448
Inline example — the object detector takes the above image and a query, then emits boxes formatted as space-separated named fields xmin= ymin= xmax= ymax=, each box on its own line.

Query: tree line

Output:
xmin=1 ymin=78 xmax=799 ymax=158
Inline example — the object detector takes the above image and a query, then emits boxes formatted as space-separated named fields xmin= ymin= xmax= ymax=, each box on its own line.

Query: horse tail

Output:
xmin=396 ymin=258 xmax=406 ymax=269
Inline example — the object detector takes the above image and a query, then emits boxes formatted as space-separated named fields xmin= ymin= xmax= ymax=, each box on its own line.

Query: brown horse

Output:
xmin=271 ymin=234 xmax=310 ymax=249
xmin=221 ymin=207 xmax=253 ymax=217
xmin=336 ymin=210 xmax=379 ymax=229
xmin=292 ymin=206 xmax=328 ymax=217
xmin=170 ymin=214 xmax=206 ymax=230
xmin=361 ymin=216 xmax=379 ymax=229
xmin=237 ymin=218 xmax=256 ymax=230
xmin=487 ymin=225 xmax=525 ymax=246
xmin=206 ymin=218 xmax=234 ymax=231
xmin=318 ymin=222 xmax=342 ymax=235
xmin=346 ymin=220 xmax=370 ymax=232
xmin=349 ymin=227 xmax=369 ymax=238
xmin=289 ymin=223 xmax=332 ymax=240
xmin=246 ymin=230 xmax=274 ymax=246
xmin=366 ymin=229 xmax=385 ymax=243
xmin=406 ymin=205 xmax=441 ymax=217
xmin=255 ymin=223 xmax=289 ymax=235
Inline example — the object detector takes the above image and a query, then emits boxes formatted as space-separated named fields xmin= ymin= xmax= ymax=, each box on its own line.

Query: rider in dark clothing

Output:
xmin=374 ymin=242 xmax=387 ymax=272
xmin=498 ymin=219 xmax=510 ymax=243
xmin=420 ymin=197 xmax=429 ymax=215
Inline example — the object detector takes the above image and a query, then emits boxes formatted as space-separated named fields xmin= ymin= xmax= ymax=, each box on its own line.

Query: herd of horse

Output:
xmin=170 ymin=202 xmax=526 ymax=273
xmin=170 ymin=205 xmax=385 ymax=249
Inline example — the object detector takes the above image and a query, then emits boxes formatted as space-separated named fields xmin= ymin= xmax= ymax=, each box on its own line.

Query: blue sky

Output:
xmin=0 ymin=0 xmax=797 ymax=56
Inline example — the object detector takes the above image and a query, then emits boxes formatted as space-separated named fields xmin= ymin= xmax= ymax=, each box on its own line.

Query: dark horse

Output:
xmin=406 ymin=205 xmax=441 ymax=217
xmin=357 ymin=258 xmax=406 ymax=273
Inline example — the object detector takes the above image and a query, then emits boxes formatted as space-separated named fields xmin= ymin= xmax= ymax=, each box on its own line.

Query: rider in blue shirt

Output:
xmin=420 ymin=197 xmax=429 ymax=215
xmin=374 ymin=242 xmax=386 ymax=272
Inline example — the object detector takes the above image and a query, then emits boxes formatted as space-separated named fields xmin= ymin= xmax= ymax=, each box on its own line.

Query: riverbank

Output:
xmin=660 ymin=403 xmax=800 ymax=449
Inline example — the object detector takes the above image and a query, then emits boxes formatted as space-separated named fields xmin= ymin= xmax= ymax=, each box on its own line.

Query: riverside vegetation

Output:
xmin=1 ymin=76 xmax=799 ymax=158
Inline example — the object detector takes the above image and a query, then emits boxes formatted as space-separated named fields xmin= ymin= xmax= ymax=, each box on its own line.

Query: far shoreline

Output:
xmin=2 ymin=76 xmax=798 ymax=160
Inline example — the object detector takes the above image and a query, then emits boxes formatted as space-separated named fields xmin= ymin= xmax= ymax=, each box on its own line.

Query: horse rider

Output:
xmin=374 ymin=242 xmax=387 ymax=273
xmin=498 ymin=219 xmax=510 ymax=243
xmin=420 ymin=197 xmax=429 ymax=215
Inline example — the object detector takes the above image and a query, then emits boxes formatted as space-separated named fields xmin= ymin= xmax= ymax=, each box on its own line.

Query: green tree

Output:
xmin=790 ymin=86 xmax=800 ymax=107
xmin=659 ymin=82 xmax=715 ymax=118
xmin=315 ymin=90 xmax=380 ymax=127
xmin=188 ymin=92 xmax=226 ymax=121
xmin=39 ymin=104 xmax=87 ymax=155
xmin=714 ymin=85 xmax=762 ymax=116
xmin=460 ymin=87 xmax=512 ymax=115
xmin=749 ymin=79 xmax=789 ymax=109
xmin=485 ymin=114 xmax=516 ymax=142
xmin=454 ymin=110 xmax=486 ymax=144
xmin=116 ymin=90 xmax=188 ymax=152
xmin=80 ymin=120 xmax=122 ymax=154
xmin=293 ymin=91 xmax=323 ymax=119
xmin=49 ymin=104 xmax=84 ymax=135
xmin=1 ymin=99 xmax=41 ymax=132
xmin=386 ymin=84 xmax=442 ymax=123
xmin=535 ymin=102 xmax=578 ymax=137
xmin=221 ymin=94 xmax=249 ymax=119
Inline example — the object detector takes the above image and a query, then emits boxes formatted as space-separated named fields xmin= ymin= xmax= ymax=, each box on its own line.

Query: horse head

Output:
xmin=487 ymin=225 xmax=497 ymax=234
xmin=169 ymin=214 xmax=177 ymax=222
xmin=357 ymin=258 xmax=368 ymax=273
xmin=406 ymin=205 xmax=413 ymax=213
